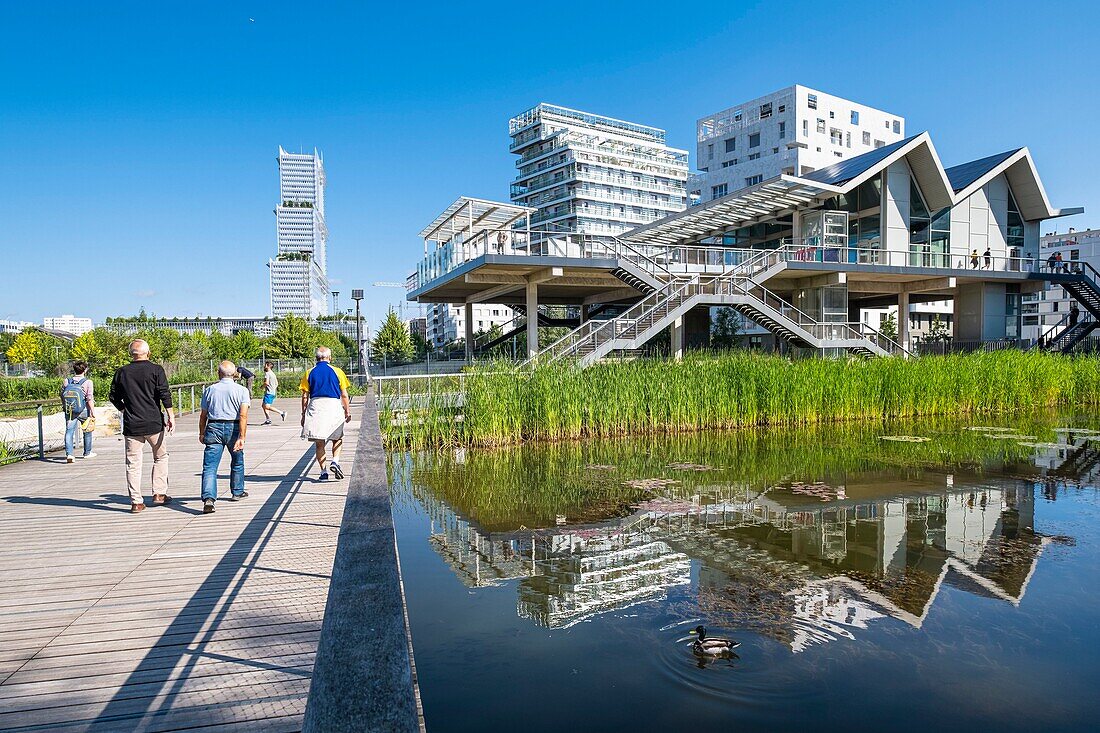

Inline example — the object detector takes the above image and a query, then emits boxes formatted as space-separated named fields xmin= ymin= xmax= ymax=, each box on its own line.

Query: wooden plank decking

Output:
xmin=0 ymin=398 xmax=361 ymax=732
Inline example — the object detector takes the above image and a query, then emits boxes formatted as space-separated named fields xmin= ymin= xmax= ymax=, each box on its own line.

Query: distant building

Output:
xmin=269 ymin=147 xmax=329 ymax=318
xmin=509 ymin=103 xmax=688 ymax=239
xmin=42 ymin=315 xmax=93 ymax=336
xmin=104 ymin=316 xmax=359 ymax=340
xmin=1026 ymin=227 xmax=1100 ymax=341
xmin=0 ymin=320 xmax=34 ymax=335
xmin=406 ymin=317 xmax=427 ymax=338
xmin=691 ymin=85 xmax=905 ymax=203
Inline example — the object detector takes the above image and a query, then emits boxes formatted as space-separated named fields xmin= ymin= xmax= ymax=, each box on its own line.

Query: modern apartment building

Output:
xmin=1025 ymin=227 xmax=1100 ymax=341
xmin=41 ymin=315 xmax=93 ymax=336
xmin=269 ymin=147 xmax=329 ymax=318
xmin=691 ymin=85 xmax=905 ymax=203
xmin=509 ymin=103 xmax=689 ymax=239
xmin=0 ymin=320 xmax=34 ymax=335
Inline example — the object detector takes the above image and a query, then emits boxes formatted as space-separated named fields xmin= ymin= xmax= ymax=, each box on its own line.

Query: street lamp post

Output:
xmin=351 ymin=289 xmax=364 ymax=383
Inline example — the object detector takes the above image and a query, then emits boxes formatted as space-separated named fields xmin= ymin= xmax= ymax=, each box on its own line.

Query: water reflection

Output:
xmin=394 ymin=417 xmax=1089 ymax=652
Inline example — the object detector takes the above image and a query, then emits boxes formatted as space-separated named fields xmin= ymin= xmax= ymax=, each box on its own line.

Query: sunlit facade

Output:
xmin=269 ymin=147 xmax=329 ymax=317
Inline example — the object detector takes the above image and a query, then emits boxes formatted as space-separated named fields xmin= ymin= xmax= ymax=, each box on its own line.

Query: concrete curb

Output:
xmin=303 ymin=391 xmax=424 ymax=732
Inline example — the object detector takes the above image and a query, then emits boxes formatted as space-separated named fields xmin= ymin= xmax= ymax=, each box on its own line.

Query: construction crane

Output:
xmin=373 ymin=281 xmax=419 ymax=320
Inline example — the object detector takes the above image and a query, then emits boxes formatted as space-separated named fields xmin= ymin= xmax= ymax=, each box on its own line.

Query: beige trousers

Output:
xmin=124 ymin=432 xmax=169 ymax=504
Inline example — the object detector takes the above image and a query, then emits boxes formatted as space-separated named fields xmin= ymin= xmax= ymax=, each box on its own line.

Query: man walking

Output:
xmin=300 ymin=346 xmax=352 ymax=480
xmin=261 ymin=362 xmax=286 ymax=425
xmin=199 ymin=361 xmax=250 ymax=514
xmin=236 ymin=365 xmax=256 ymax=396
xmin=109 ymin=339 xmax=174 ymax=513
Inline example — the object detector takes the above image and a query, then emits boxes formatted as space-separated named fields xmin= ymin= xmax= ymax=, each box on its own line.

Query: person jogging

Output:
xmin=300 ymin=347 xmax=351 ymax=481
xmin=261 ymin=362 xmax=286 ymax=424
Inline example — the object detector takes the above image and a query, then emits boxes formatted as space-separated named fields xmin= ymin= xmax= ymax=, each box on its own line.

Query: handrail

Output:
xmin=1038 ymin=312 xmax=1072 ymax=345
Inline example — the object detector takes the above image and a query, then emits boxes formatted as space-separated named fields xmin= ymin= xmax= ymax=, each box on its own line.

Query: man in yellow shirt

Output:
xmin=299 ymin=347 xmax=352 ymax=480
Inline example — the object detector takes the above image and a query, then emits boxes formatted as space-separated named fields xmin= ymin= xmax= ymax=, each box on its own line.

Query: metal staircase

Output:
xmin=1038 ymin=265 xmax=1100 ymax=353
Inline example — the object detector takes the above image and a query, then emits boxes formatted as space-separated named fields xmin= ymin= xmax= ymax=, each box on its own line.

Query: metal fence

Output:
xmin=0 ymin=400 xmax=65 ymax=465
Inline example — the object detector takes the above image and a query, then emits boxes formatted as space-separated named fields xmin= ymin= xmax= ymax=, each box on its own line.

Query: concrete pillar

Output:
xmin=579 ymin=304 xmax=589 ymax=325
xmin=897 ymin=292 xmax=909 ymax=353
xmin=464 ymin=303 xmax=474 ymax=362
xmin=791 ymin=211 xmax=802 ymax=247
xmin=526 ymin=281 xmax=539 ymax=358
xmin=671 ymin=316 xmax=684 ymax=360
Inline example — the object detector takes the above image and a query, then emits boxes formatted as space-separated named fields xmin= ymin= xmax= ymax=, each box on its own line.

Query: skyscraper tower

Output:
xmin=269 ymin=147 xmax=329 ymax=317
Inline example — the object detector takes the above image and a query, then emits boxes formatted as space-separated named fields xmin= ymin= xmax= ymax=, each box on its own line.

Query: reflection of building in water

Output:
xmin=415 ymin=478 xmax=1052 ymax=646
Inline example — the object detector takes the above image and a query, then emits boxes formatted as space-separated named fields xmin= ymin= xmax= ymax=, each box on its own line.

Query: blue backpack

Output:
xmin=61 ymin=377 xmax=88 ymax=420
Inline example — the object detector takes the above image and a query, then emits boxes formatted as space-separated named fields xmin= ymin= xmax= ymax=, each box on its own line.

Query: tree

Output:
xmin=711 ymin=307 xmax=742 ymax=349
xmin=177 ymin=332 xmax=211 ymax=363
xmin=6 ymin=331 xmax=40 ymax=367
xmin=228 ymin=331 xmax=262 ymax=362
xmin=72 ymin=328 xmax=129 ymax=377
xmin=264 ymin=315 xmax=314 ymax=359
xmin=879 ymin=311 xmax=898 ymax=341
xmin=372 ymin=310 xmax=414 ymax=362
xmin=411 ymin=331 xmax=430 ymax=360
xmin=922 ymin=315 xmax=951 ymax=344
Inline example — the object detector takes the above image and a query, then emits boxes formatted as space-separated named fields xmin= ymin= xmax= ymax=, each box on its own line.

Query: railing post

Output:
xmin=37 ymin=405 xmax=44 ymax=460
xmin=191 ymin=386 xmax=196 ymax=414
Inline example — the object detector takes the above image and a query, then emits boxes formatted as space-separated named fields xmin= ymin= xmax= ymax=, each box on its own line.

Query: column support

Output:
xmin=464 ymin=303 xmax=474 ymax=363
xmin=671 ymin=316 xmax=684 ymax=361
xmin=897 ymin=292 xmax=910 ymax=356
xmin=526 ymin=281 xmax=539 ymax=358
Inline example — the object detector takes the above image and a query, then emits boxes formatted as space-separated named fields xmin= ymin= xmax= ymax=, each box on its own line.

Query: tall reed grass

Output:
xmin=382 ymin=351 xmax=1100 ymax=448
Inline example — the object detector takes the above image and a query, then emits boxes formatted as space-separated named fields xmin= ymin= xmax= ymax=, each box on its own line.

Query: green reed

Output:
xmin=380 ymin=351 xmax=1100 ymax=449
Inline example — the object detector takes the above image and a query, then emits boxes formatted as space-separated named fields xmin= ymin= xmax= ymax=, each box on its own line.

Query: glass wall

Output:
xmin=908 ymin=179 xmax=951 ymax=267
xmin=823 ymin=177 xmax=882 ymax=256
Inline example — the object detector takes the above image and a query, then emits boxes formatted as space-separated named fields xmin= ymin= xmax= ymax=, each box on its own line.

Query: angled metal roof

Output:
xmin=801 ymin=135 xmax=924 ymax=186
xmin=619 ymin=177 xmax=839 ymax=245
xmin=419 ymin=197 xmax=534 ymax=242
xmin=944 ymin=149 xmax=1022 ymax=192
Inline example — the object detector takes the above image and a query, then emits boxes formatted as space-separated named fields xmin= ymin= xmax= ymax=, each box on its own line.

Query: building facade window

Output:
xmin=830 ymin=128 xmax=843 ymax=145
xmin=893 ymin=120 xmax=901 ymax=134
xmin=745 ymin=175 xmax=763 ymax=186
xmin=760 ymin=102 xmax=772 ymax=119
xmin=1007 ymin=188 xmax=1025 ymax=252
xmin=874 ymin=139 xmax=884 ymax=148
xmin=749 ymin=133 xmax=760 ymax=148
xmin=748 ymin=153 xmax=760 ymax=160
xmin=817 ymin=119 xmax=826 ymax=133
xmin=851 ymin=110 xmax=859 ymax=125
xmin=908 ymin=178 xmax=951 ymax=266
xmin=724 ymin=137 xmax=736 ymax=153
xmin=802 ymin=120 xmax=809 ymax=136
xmin=712 ymin=183 xmax=728 ymax=199
xmin=862 ymin=131 xmax=871 ymax=145
xmin=778 ymin=121 xmax=786 ymax=139
xmin=807 ymin=94 xmax=817 ymax=109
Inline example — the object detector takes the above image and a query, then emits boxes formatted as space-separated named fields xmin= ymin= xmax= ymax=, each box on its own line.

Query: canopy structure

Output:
xmin=619 ymin=177 xmax=838 ymax=245
xmin=419 ymin=197 xmax=534 ymax=245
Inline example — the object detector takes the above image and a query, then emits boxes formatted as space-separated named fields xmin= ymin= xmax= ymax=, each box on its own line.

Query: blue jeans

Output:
xmin=65 ymin=417 xmax=93 ymax=457
xmin=201 ymin=421 xmax=244 ymax=501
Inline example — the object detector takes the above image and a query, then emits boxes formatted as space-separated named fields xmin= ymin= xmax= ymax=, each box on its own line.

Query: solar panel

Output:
xmin=943 ymin=149 xmax=1021 ymax=193
xmin=799 ymin=135 xmax=922 ymax=186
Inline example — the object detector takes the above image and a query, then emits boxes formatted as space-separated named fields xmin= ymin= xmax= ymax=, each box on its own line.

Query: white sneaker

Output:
xmin=81 ymin=452 xmax=97 ymax=459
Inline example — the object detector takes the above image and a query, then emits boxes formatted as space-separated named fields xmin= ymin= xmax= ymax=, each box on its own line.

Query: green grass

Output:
xmin=381 ymin=351 xmax=1100 ymax=448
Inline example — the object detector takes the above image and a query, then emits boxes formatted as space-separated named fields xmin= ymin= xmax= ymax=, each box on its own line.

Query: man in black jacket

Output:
xmin=109 ymin=339 xmax=175 ymax=513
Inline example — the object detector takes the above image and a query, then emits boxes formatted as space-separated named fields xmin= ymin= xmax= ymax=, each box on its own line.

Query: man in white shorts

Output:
xmin=299 ymin=347 xmax=352 ymax=480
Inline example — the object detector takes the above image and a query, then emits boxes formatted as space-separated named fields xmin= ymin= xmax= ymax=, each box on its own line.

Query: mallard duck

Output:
xmin=689 ymin=625 xmax=739 ymax=656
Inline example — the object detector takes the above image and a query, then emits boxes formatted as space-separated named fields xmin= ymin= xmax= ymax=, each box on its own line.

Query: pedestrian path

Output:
xmin=0 ymin=398 xmax=361 ymax=732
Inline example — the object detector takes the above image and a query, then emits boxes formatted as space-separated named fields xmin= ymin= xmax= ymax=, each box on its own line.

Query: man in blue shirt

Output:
xmin=199 ymin=361 xmax=251 ymax=514
xmin=300 ymin=346 xmax=352 ymax=480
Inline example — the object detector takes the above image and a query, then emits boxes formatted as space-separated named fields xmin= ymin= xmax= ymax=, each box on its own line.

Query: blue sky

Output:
xmin=3 ymin=0 xmax=1098 ymax=330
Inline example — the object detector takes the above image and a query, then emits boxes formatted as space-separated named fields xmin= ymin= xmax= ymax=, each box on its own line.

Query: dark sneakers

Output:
xmin=203 ymin=499 xmax=215 ymax=514
xmin=228 ymin=492 xmax=249 ymax=501
xmin=330 ymin=462 xmax=344 ymax=480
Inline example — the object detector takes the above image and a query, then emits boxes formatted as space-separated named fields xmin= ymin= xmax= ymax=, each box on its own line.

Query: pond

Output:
xmin=388 ymin=414 xmax=1100 ymax=732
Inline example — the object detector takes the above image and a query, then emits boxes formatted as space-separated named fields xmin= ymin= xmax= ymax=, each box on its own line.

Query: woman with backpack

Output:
xmin=61 ymin=360 xmax=96 ymax=463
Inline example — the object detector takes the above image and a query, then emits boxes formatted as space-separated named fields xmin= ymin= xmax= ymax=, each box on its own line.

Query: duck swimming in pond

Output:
xmin=689 ymin=625 xmax=739 ymax=656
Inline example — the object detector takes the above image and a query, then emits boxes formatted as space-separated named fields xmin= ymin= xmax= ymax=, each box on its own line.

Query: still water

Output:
xmin=388 ymin=415 xmax=1100 ymax=732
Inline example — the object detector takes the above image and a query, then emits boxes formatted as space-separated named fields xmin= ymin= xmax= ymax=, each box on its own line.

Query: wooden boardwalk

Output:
xmin=0 ymin=398 xmax=361 ymax=732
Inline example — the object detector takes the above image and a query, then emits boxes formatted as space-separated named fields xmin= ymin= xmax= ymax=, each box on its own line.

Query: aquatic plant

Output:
xmin=381 ymin=351 xmax=1100 ymax=448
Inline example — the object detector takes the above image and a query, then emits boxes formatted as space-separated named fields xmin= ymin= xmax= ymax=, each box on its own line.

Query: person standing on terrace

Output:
xmin=61 ymin=360 xmax=95 ymax=463
xmin=199 ymin=361 xmax=250 ymax=514
xmin=300 ymin=346 xmax=352 ymax=481
xmin=108 ymin=339 xmax=174 ymax=513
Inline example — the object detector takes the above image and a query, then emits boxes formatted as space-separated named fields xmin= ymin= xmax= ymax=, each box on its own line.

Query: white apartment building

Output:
xmin=691 ymin=85 xmax=906 ymax=203
xmin=426 ymin=304 xmax=514 ymax=348
xmin=269 ymin=147 xmax=329 ymax=318
xmin=0 ymin=320 xmax=34 ymax=335
xmin=42 ymin=315 xmax=93 ymax=336
xmin=1026 ymin=227 xmax=1100 ymax=340
xmin=509 ymin=103 xmax=689 ymax=239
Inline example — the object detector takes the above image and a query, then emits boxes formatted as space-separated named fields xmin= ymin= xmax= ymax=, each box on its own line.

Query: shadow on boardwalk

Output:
xmin=82 ymin=449 xmax=316 ymax=731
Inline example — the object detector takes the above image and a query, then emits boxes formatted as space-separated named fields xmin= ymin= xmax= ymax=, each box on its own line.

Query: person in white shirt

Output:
xmin=261 ymin=362 xmax=286 ymax=425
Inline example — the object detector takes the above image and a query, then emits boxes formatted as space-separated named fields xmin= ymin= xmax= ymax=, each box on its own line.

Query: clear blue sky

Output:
xmin=3 ymin=0 xmax=1098 ymax=330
